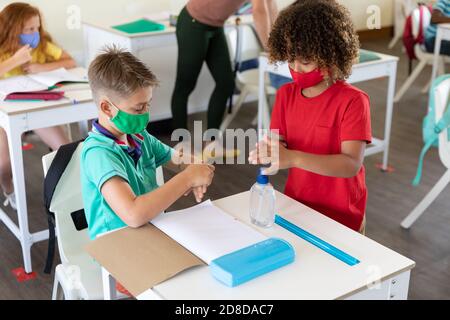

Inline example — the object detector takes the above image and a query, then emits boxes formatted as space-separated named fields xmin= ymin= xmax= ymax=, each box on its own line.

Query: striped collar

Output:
xmin=92 ymin=119 xmax=144 ymax=165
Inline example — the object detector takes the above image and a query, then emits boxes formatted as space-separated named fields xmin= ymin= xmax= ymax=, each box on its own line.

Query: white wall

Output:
xmin=0 ymin=0 xmax=393 ymax=61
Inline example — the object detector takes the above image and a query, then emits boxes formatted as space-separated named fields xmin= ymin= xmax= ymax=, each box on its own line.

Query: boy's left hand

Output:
xmin=184 ymin=185 xmax=209 ymax=203
xmin=22 ymin=63 xmax=46 ymax=74
xmin=248 ymin=135 xmax=294 ymax=175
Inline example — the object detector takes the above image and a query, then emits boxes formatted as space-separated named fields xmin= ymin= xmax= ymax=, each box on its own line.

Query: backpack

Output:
xmin=413 ymin=75 xmax=450 ymax=186
xmin=403 ymin=4 xmax=431 ymax=60
xmin=43 ymin=140 xmax=88 ymax=274
xmin=403 ymin=4 xmax=432 ymax=73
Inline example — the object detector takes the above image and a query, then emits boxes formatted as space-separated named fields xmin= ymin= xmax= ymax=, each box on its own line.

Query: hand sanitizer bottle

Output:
xmin=250 ymin=169 xmax=276 ymax=228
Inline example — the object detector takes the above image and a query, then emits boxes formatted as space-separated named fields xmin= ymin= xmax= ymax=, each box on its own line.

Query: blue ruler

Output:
xmin=275 ymin=215 xmax=360 ymax=266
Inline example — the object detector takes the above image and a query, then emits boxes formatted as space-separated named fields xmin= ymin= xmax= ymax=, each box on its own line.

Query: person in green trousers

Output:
xmin=171 ymin=0 xmax=277 ymax=160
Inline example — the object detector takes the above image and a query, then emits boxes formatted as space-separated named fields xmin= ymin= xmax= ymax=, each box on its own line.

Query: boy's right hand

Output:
xmin=12 ymin=45 xmax=32 ymax=66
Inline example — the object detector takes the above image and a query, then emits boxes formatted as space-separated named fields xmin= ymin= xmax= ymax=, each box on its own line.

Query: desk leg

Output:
xmin=5 ymin=117 xmax=33 ymax=273
xmin=258 ymin=57 xmax=268 ymax=140
xmin=78 ymin=121 xmax=90 ymax=138
xmin=381 ymin=63 xmax=397 ymax=171
xmin=431 ymin=28 xmax=443 ymax=85
xmin=102 ymin=268 xmax=117 ymax=300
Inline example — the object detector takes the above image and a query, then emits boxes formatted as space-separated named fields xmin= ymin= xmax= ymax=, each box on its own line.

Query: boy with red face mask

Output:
xmin=249 ymin=0 xmax=371 ymax=234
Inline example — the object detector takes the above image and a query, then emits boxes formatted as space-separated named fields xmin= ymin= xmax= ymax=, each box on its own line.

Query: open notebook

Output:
xmin=0 ymin=67 xmax=88 ymax=101
xmin=86 ymin=200 xmax=267 ymax=296
xmin=152 ymin=200 xmax=267 ymax=264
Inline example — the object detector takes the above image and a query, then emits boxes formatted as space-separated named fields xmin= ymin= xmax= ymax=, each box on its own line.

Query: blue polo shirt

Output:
xmin=80 ymin=121 xmax=173 ymax=240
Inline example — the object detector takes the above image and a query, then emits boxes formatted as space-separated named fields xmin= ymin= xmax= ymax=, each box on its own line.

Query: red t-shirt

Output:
xmin=270 ymin=81 xmax=372 ymax=231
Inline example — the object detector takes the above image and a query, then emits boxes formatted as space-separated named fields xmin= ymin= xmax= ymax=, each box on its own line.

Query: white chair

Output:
xmin=395 ymin=6 xmax=448 ymax=102
xmin=401 ymin=77 xmax=450 ymax=228
xmin=220 ymin=25 xmax=276 ymax=131
xmin=389 ymin=0 xmax=416 ymax=49
xmin=42 ymin=144 xmax=165 ymax=299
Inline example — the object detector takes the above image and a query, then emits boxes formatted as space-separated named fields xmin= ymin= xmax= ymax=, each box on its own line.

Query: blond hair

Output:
xmin=88 ymin=45 xmax=159 ymax=103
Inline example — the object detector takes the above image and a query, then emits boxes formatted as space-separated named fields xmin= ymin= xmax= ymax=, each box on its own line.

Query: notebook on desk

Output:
xmin=85 ymin=201 xmax=268 ymax=296
xmin=112 ymin=19 xmax=166 ymax=34
xmin=0 ymin=68 xmax=88 ymax=101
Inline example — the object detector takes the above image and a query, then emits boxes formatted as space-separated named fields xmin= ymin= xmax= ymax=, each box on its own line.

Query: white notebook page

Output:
xmin=151 ymin=200 xmax=267 ymax=264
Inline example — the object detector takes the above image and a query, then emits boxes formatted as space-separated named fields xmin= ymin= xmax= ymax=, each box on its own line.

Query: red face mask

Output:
xmin=289 ymin=67 xmax=324 ymax=89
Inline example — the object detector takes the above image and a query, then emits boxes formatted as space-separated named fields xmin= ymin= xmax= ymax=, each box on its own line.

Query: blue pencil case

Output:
xmin=210 ymin=238 xmax=295 ymax=287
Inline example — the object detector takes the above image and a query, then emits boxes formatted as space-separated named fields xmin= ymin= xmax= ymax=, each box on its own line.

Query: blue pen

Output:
xmin=275 ymin=215 xmax=360 ymax=266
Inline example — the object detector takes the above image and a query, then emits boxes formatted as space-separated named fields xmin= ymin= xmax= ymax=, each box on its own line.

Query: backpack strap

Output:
xmin=413 ymin=102 xmax=450 ymax=186
xmin=43 ymin=140 xmax=83 ymax=274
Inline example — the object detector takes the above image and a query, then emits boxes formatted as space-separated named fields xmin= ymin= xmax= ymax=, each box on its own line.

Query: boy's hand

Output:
xmin=183 ymin=164 xmax=215 ymax=203
xmin=12 ymin=45 xmax=32 ymax=66
xmin=248 ymin=134 xmax=294 ymax=175
xmin=183 ymin=186 xmax=208 ymax=203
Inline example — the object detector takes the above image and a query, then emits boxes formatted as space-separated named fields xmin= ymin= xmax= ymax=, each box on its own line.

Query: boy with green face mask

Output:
xmin=81 ymin=46 xmax=215 ymax=240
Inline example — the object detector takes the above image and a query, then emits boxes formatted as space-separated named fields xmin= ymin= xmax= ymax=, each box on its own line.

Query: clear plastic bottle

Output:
xmin=250 ymin=169 xmax=276 ymax=228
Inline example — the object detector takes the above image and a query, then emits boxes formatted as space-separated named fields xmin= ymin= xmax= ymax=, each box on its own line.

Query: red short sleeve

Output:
xmin=340 ymin=93 xmax=372 ymax=144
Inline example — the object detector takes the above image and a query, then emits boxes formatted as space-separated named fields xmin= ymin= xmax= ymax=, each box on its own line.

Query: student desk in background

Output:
xmin=431 ymin=23 xmax=450 ymax=83
xmin=0 ymin=68 xmax=96 ymax=273
xmin=83 ymin=15 xmax=253 ymax=123
xmin=101 ymin=191 xmax=415 ymax=300
xmin=258 ymin=52 xmax=399 ymax=171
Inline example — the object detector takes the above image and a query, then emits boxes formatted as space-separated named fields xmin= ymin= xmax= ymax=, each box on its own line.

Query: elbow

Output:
xmin=120 ymin=207 xmax=146 ymax=229
xmin=126 ymin=218 xmax=143 ymax=229
xmin=345 ymin=163 xmax=362 ymax=178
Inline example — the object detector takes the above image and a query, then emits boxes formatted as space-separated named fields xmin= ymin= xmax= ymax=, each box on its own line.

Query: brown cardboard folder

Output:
xmin=85 ymin=224 xmax=205 ymax=297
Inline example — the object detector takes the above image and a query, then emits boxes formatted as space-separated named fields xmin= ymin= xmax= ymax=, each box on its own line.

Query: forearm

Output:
xmin=252 ymin=0 xmax=272 ymax=49
xmin=268 ymin=0 xmax=278 ymax=26
xmin=289 ymin=150 xmax=363 ymax=178
xmin=38 ymin=58 xmax=77 ymax=72
xmin=165 ymin=152 xmax=196 ymax=173
xmin=127 ymin=173 xmax=190 ymax=227
xmin=0 ymin=57 xmax=20 ymax=77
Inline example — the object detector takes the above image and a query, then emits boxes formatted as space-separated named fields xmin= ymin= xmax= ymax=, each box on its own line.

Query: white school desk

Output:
xmin=258 ymin=52 xmax=399 ymax=171
xmin=431 ymin=23 xmax=450 ymax=83
xmin=101 ymin=191 xmax=415 ymax=300
xmin=83 ymin=15 xmax=253 ymax=122
xmin=0 ymin=68 xmax=96 ymax=273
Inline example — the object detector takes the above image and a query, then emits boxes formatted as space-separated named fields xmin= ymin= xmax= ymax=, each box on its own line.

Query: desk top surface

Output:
xmin=0 ymin=68 xmax=93 ymax=116
xmin=438 ymin=23 xmax=450 ymax=30
xmin=83 ymin=14 xmax=254 ymax=39
xmin=260 ymin=50 xmax=399 ymax=67
xmin=135 ymin=191 xmax=414 ymax=300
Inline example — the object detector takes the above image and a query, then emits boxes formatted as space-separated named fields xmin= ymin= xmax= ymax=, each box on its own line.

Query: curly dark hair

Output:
xmin=268 ymin=0 xmax=360 ymax=80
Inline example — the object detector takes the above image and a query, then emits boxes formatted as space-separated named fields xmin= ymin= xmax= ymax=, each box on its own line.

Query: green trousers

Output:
xmin=171 ymin=6 xmax=235 ymax=130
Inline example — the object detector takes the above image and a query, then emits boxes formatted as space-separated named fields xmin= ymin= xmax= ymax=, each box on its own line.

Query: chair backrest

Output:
xmin=42 ymin=145 xmax=165 ymax=266
xmin=434 ymin=77 xmax=450 ymax=168
xmin=411 ymin=5 xmax=431 ymax=39
xmin=226 ymin=24 xmax=263 ymax=65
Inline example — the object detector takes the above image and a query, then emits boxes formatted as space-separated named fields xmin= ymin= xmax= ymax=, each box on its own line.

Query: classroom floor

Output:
xmin=0 ymin=38 xmax=449 ymax=300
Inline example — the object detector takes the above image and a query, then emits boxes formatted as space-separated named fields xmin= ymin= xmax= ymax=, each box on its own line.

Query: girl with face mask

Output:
xmin=249 ymin=0 xmax=371 ymax=234
xmin=0 ymin=3 xmax=74 ymax=210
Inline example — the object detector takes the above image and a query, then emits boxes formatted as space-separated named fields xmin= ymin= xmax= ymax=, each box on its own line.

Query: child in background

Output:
xmin=425 ymin=0 xmax=450 ymax=55
xmin=0 ymin=2 xmax=75 ymax=209
xmin=82 ymin=46 xmax=215 ymax=240
xmin=249 ymin=0 xmax=372 ymax=233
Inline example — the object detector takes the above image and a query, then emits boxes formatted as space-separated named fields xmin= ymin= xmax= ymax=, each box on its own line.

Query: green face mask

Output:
xmin=108 ymin=101 xmax=150 ymax=134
